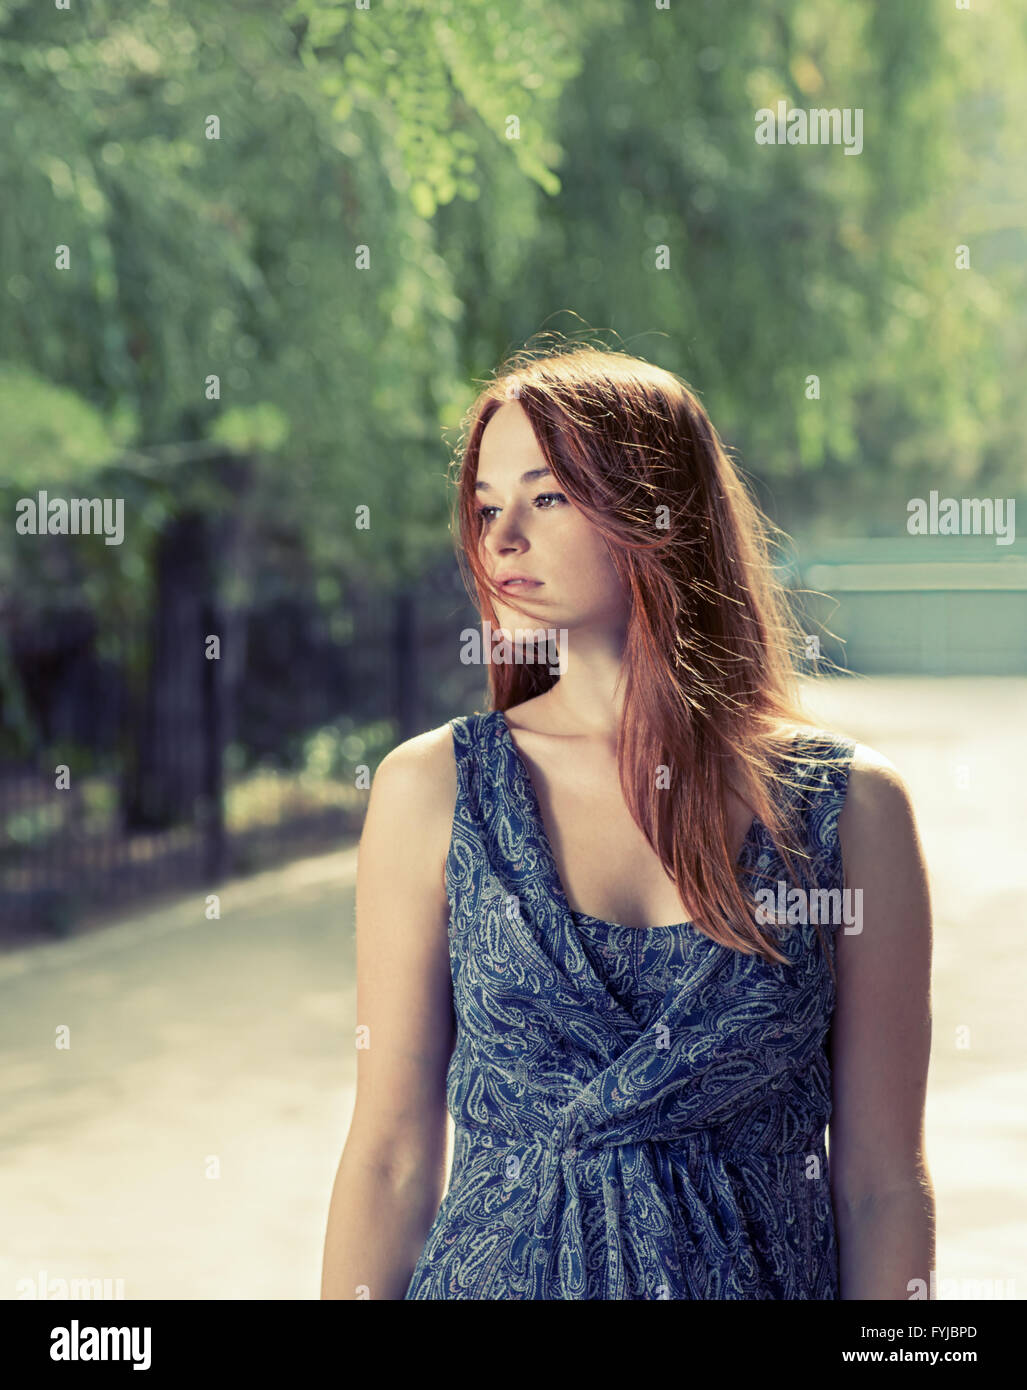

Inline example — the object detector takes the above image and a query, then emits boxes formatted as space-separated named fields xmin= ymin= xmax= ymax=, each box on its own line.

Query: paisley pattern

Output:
xmin=404 ymin=709 xmax=856 ymax=1300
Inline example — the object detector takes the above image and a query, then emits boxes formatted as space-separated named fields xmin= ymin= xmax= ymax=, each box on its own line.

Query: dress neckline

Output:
xmin=493 ymin=707 xmax=762 ymax=934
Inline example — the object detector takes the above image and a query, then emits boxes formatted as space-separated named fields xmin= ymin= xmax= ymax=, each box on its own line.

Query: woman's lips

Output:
xmin=500 ymin=578 xmax=542 ymax=590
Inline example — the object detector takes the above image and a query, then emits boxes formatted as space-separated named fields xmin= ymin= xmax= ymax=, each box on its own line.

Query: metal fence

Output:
xmin=0 ymin=552 xmax=482 ymax=944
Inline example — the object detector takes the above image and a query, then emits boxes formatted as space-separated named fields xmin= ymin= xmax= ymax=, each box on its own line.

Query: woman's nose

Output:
xmin=487 ymin=514 xmax=527 ymax=551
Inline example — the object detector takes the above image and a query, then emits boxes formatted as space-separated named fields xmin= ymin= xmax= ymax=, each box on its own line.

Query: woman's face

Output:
xmin=474 ymin=402 xmax=630 ymax=631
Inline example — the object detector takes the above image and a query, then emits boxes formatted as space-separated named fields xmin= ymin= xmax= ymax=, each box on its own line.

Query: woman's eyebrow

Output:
xmin=474 ymin=468 xmax=554 ymax=493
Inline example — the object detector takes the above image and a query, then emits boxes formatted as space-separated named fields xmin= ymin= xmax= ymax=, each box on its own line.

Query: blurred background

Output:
xmin=0 ymin=0 xmax=1024 ymax=1300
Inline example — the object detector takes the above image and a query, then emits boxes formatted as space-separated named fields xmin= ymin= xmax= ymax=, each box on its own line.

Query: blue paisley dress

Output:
xmin=404 ymin=709 xmax=856 ymax=1300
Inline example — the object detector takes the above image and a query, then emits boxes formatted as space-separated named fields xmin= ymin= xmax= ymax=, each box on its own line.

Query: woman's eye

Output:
xmin=476 ymin=493 xmax=567 ymax=522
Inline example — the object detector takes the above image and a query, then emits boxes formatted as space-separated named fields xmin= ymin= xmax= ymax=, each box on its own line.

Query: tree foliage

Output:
xmin=0 ymin=0 xmax=1024 ymax=762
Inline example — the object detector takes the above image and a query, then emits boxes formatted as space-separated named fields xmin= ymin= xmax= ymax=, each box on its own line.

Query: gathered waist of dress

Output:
xmin=453 ymin=1116 xmax=829 ymax=1163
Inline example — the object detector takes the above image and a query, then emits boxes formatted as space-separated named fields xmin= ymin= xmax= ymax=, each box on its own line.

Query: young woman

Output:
xmin=321 ymin=345 xmax=935 ymax=1300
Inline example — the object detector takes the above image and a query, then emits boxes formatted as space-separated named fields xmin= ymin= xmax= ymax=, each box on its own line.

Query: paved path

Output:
xmin=802 ymin=677 xmax=1026 ymax=1300
xmin=0 ymin=852 xmax=359 ymax=1299
xmin=1 ymin=677 xmax=1023 ymax=1299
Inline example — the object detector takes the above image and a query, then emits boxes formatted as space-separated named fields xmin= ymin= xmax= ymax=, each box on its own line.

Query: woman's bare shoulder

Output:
xmin=361 ymin=721 xmax=462 ymax=893
xmin=777 ymin=722 xmax=917 ymax=834
xmin=835 ymin=741 xmax=925 ymax=877
xmin=373 ymin=721 xmax=459 ymax=812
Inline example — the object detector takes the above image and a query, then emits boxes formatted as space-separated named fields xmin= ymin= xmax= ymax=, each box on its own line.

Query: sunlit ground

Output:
xmin=802 ymin=676 xmax=1026 ymax=1300
xmin=0 ymin=676 xmax=1023 ymax=1300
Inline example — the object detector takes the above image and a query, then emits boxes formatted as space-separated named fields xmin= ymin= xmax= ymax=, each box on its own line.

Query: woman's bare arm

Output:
xmin=320 ymin=724 xmax=457 ymax=1300
xmin=830 ymin=745 xmax=936 ymax=1299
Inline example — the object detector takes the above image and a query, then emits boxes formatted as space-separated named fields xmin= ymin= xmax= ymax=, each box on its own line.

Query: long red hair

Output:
xmin=452 ymin=341 xmax=842 ymax=974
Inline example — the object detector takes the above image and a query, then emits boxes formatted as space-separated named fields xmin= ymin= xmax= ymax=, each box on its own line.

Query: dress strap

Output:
xmin=447 ymin=710 xmax=501 ymax=815
xmin=774 ymin=729 xmax=857 ymax=891
xmin=448 ymin=710 xmax=492 ymax=773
